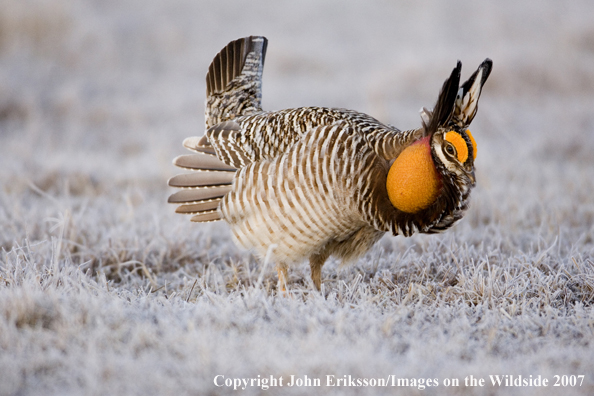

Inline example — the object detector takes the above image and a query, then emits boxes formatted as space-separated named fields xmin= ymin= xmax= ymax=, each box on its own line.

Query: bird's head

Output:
xmin=386 ymin=59 xmax=492 ymax=214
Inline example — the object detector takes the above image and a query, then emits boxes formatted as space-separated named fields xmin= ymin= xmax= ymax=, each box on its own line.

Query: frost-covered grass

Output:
xmin=1 ymin=1 xmax=594 ymax=395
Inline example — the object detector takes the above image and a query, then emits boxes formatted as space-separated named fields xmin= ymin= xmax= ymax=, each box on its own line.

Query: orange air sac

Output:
xmin=386 ymin=137 xmax=441 ymax=214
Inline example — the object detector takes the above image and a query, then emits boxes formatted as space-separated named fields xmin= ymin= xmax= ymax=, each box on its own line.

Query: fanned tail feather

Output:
xmin=182 ymin=136 xmax=217 ymax=155
xmin=168 ymin=148 xmax=237 ymax=223
xmin=205 ymin=36 xmax=267 ymax=129
xmin=169 ymin=35 xmax=267 ymax=223
xmin=173 ymin=151 xmax=237 ymax=171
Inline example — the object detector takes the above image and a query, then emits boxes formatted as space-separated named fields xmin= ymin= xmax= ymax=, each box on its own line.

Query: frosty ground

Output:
xmin=1 ymin=1 xmax=594 ymax=395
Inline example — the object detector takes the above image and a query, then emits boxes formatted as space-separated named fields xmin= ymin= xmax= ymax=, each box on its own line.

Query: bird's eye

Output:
xmin=445 ymin=144 xmax=455 ymax=156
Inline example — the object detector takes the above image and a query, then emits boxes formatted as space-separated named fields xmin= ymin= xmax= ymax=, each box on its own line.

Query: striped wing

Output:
xmin=205 ymin=107 xmax=421 ymax=169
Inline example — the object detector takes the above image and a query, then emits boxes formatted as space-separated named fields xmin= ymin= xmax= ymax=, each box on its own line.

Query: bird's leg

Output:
xmin=277 ymin=262 xmax=288 ymax=293
xmin=309 ymin=249 xmax=331 ymax=291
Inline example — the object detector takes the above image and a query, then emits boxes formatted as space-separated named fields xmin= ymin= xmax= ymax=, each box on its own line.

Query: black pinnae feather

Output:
xmin=459 ymin=58 xmax=492 ymax=95
xmin=426 ymin=61 xmax=461 ymax=134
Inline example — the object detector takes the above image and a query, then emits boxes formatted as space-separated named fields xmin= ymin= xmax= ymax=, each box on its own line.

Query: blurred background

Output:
xmin=2 ymin=4 xmax=594 ymax=393
xmin=1 ymin=0 xmax=594 ymax=248
xmin=2 ymin=4 xmax=594 ymax=394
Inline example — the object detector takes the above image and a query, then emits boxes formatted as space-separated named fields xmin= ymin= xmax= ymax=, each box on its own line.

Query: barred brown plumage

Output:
xmin=168 ymin=36 xmax=493 ymax=291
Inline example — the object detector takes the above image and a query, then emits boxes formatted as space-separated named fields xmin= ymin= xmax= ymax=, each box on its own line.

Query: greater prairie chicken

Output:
xmin=168 ymin=36 xmax=492 ymax=291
